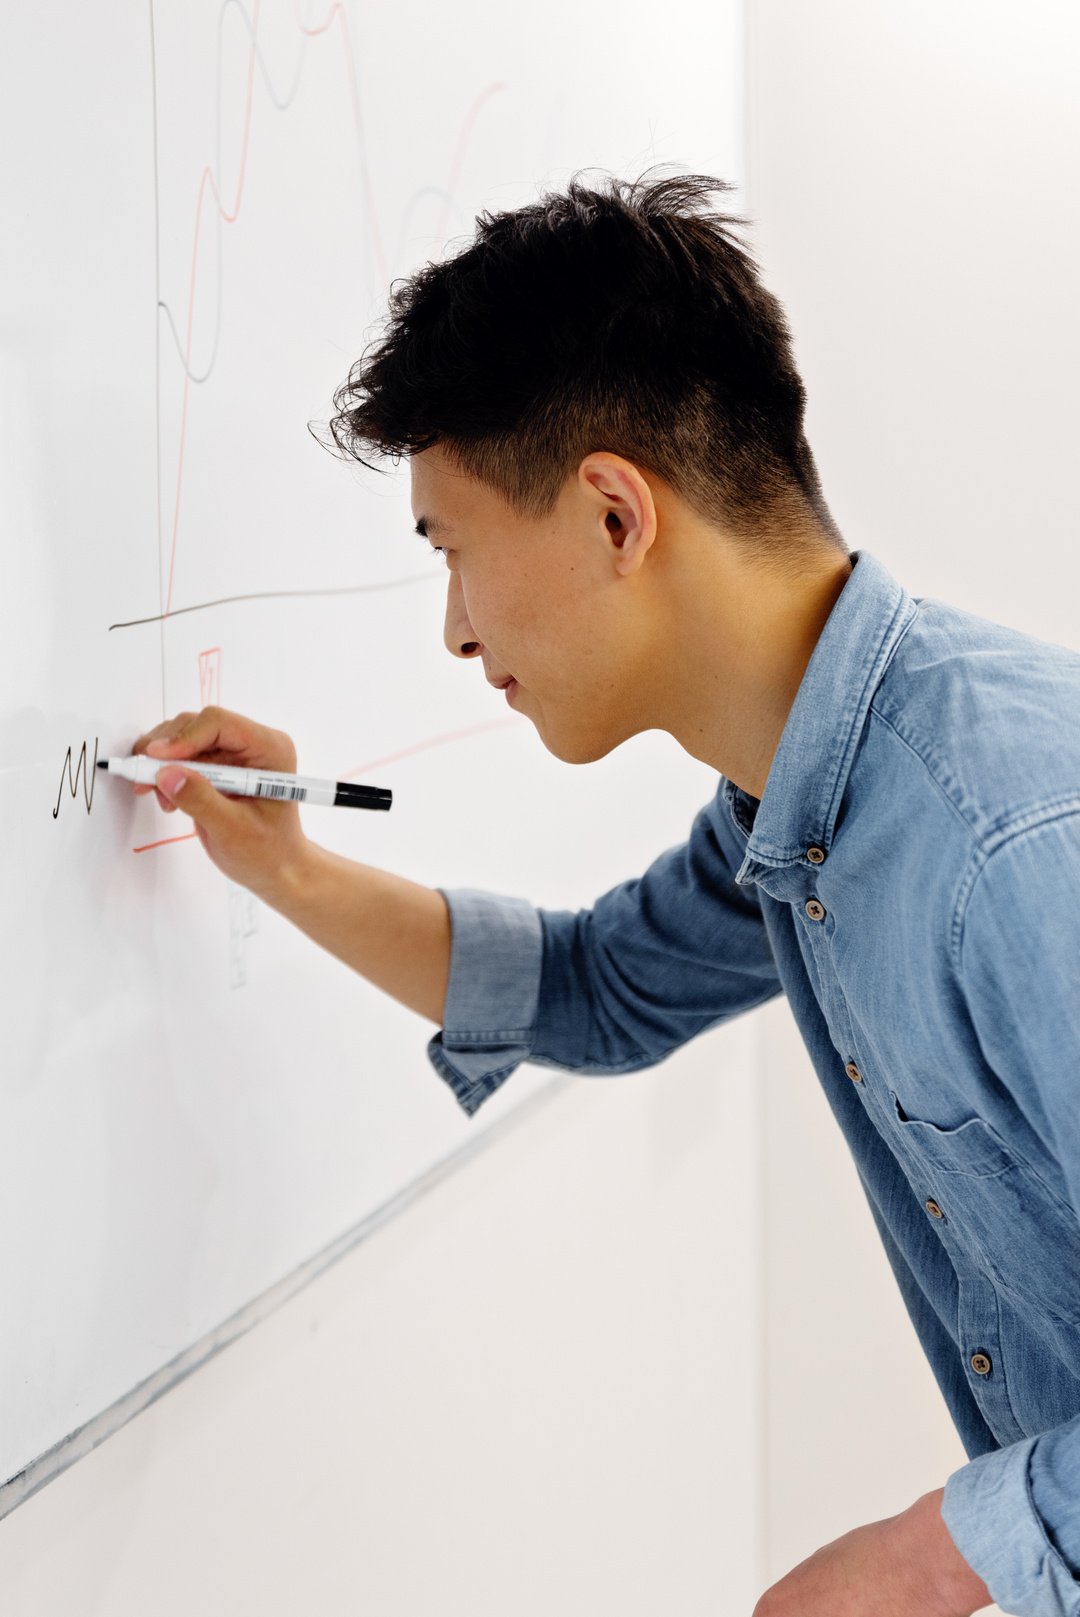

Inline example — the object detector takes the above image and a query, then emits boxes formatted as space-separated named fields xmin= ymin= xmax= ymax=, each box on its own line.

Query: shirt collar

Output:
xmin=721 ymin=548 xmax=918 ymax=888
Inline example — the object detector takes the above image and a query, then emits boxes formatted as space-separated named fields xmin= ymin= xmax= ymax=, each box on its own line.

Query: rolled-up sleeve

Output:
xmin=942 ymin=1431 xmax=1080 ymax=1617
xmin=942 ymin=810 xmax=1080 ymax=1615
xmin=426 ymin=887 xmax=544 ymax=1118
xmin=427 ymin=785 xmax=783 ymax=1117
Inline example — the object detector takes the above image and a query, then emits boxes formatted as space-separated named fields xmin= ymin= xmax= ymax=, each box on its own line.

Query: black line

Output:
xmin=107 ymin=569 xmax=440 ymax=631
xmin=53 ymin=738 xmax=99 ymax=820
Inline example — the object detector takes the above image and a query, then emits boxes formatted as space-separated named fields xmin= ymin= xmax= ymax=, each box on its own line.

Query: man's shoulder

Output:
xmin=868 ymin=594 xmax=1080 ymax=845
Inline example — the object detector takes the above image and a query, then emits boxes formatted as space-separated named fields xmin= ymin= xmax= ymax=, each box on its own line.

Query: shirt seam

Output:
xmin=446 ymin=976 xmax=782 ymax=1075
xmin=953 ymin=802 xmax=1080 ymax=980
xmin=609 ymin=981 xmax=782 ymax=1074
xmin=442 ymin=1027 xmax=534 ymax=1043
xmin=866 ymin=703 xmax=983 ymax=844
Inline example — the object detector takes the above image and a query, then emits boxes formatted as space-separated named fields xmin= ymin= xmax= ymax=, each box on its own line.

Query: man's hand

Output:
xmin=752 ymin=1486 xmax=993 ymax=1617
xmin=131 ymin=705 xmax=313 ymax=907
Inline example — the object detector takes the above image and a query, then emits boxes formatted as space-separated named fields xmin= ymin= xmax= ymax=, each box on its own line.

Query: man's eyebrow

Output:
xmin=414 ymin=515 xmax=453 ymax=540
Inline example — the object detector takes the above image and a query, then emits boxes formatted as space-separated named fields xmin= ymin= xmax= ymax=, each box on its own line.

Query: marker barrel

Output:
xmin=101 ymin=756 xmax=392 ymax=811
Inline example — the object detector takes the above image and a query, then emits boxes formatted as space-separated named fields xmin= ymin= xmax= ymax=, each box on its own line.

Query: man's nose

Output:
xmin=443 ymin=572 xmax=482 ymax=660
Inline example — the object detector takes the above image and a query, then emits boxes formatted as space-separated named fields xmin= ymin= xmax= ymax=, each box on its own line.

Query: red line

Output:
xmin=293 ymin=0 xmax=337 ymax=34
xmin=344 ymin=715 xmax=520 ymax=778
xmin=159 ymin=7 xmax=505 ymax=619
xmin=164 ymin=1 xmax=261 ymax=616
xmin=292 ymin=5 xmax=387 ymax=284
xmin=133 ymin=829 xmax=198 ymax=853
xmin=336 ymin=9 xmax=389 ymax=285
xmin=134 ymin=648 xmax=223 ymax=853
xmin=198 ymin=645 xmax=222 ymax=705
xmin=434 ymin=81 xmax=508 ymax=244
xmin=144 ymin=22 xmax=518 ymax=855
xmin=133 ymin=714 xmax=522 ymax=852
xmin=134 ymin=646 xmax=525 ymax=848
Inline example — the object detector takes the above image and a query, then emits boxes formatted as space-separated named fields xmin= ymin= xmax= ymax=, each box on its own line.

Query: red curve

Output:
xmin=160 ymin=0 xmax=506 ymax=617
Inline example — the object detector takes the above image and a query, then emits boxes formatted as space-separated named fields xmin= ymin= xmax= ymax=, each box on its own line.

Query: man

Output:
xmin=133 ymin=170 xmax=1080 ymax=1615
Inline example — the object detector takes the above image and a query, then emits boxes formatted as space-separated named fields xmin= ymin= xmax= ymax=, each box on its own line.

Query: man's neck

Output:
xmin=658 ymin=541 xmax=854 ymax=799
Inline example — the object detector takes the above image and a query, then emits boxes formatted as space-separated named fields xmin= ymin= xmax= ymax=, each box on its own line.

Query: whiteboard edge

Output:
xmin=0 ymin=1072 xmax=573 ymax=1523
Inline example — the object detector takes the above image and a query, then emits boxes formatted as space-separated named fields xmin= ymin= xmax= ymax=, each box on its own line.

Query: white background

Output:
xmin=4 ymin=0 xmax=1078 ymax=1610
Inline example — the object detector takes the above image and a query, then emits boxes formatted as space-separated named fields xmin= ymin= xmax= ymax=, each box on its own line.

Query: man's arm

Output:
xmin=426 ymin=783 xmax=784 ymax=1115
xmin=147 ymin=710 xmax=782 ymax=1120
xmin=751 ymin=1484 xmax=992 ymax=1616
xmin=137 ymin=706 xmax=456 ymax=1027
xmin=267 ymin=841 xmax=453 ymax=1025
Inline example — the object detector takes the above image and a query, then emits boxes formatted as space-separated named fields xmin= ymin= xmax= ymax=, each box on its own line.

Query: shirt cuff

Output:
xmin=941 ymin=1437 xmax=1080 ymax=1616
xmin=425 ymin=887 xmax=543 ymax=1118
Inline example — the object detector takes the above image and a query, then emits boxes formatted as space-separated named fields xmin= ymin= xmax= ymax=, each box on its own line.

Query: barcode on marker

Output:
xmin=254 ymin=782 xmax=307 ymax=801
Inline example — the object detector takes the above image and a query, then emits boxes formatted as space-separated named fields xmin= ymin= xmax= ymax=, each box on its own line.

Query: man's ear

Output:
xmin=578 ymin=454 xmax=657 ymax=577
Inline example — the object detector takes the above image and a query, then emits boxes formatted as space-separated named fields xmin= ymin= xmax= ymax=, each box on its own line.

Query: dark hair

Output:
xmin=317 ymin=166 xmax=846 ymax=570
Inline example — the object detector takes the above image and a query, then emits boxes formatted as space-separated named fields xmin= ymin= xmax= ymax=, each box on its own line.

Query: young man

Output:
xmin=133 ymin=171 xmax=1080 ymax=1616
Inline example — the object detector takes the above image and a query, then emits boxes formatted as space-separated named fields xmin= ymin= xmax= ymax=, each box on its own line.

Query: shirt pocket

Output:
xmin=886 ymin=1089 xmax=1080 ymax=1326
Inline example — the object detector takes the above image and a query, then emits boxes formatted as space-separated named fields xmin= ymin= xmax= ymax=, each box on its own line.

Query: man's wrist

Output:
xmin=905 ymin=1486 xmax=993 ymax=1616
xmin=259 ymin=836 xmax=324 ymax=915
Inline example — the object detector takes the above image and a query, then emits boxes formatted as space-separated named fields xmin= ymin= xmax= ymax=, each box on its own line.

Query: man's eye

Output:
xmin=427 ymin=544 xmax=448 ymax=562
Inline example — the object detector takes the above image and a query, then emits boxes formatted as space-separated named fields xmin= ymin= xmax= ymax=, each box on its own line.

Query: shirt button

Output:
xmin=925 ymin=1199 xmax=944 ymax=1219
xmin=845 ymin=1062 xmax=863 ymax=1083
xmin=805 ymin=898 xmax=826 ymax=921
xmin=806 ymin=846 xmax=826 ymax=865
xmin=970 ymin=1352 xmax=993 ymax=1376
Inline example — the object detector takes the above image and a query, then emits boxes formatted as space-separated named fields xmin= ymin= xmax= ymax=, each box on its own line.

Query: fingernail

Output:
xmin=157 ymin=767 xmax=187 ymax=798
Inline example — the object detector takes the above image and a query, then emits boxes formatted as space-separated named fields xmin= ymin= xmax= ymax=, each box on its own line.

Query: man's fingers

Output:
xmin=155 ymin=765 xmax=232 ymax=832
xmin=133 ymin=712 xmax=197 ymax=754
xmin=145 ymin=707 xmax=226 ymax=758
xmin=143 ymin=706 xmax=253 ymax=761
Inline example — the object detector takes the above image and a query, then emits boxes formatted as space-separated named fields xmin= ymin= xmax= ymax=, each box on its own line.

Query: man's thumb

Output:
xmin=156 ymin=765 xmax=228 ymax=826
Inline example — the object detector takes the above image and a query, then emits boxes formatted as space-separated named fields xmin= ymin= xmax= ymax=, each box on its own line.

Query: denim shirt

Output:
xmin=426 ymin=547 xmax=1080 ymax=1617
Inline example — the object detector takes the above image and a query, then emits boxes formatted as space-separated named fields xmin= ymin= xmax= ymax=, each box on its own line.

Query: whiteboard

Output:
xmin=0 ymin=0 xmax=741 ymax=1497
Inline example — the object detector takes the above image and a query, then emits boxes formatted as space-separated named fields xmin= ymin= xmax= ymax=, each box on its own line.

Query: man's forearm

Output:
xmin=263 ymin=841 xmax=452 ymax=1026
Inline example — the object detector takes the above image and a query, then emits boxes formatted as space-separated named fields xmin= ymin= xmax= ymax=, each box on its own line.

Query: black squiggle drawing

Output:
xmin=53 ymin=737 xmax=99 ymax=819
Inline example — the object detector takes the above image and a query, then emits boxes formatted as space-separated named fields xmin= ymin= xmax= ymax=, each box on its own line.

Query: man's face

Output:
xmin=409 ymin=443 xmax=662 ymax=764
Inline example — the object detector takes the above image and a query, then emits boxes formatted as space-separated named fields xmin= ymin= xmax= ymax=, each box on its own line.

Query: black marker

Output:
xmin=97 ymin=756 xmax=391 ymax=810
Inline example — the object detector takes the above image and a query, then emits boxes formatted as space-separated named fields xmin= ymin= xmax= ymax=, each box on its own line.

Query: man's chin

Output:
xmin=538 ymin=721 xmax=624 ymax=767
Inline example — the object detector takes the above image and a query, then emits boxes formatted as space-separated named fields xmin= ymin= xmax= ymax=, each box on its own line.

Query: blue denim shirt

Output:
xmin=426 ymin=547 xmax=1080 ymax=1616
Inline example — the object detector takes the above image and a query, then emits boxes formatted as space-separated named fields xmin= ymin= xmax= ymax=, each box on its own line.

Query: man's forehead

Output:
xmin=410 ymin=463 xmax=454 ymax=537
xmin=409 ymin=450 xmax=441 ymax=531
xmin=409 ymin=445 xmax=479 ymax=527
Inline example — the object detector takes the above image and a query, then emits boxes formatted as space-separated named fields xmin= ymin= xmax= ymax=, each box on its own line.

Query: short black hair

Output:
xmin=318 ymin=166 xmax=846 ymax=570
